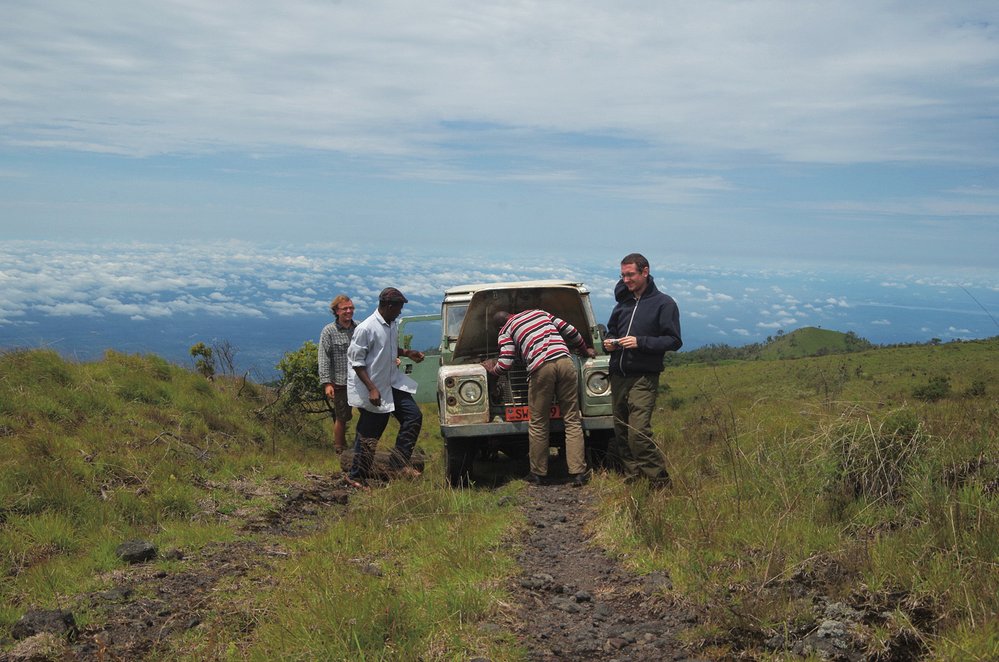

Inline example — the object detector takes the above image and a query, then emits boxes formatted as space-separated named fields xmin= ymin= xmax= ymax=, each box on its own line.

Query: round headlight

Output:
xmin=586 ymin=371 xmax=609 ymax=396
xmin=458 ymin=380 xmax=483 ymax=404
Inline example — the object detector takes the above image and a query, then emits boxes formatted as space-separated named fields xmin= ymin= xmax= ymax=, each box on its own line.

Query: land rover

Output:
xmin=421 ymin=280 xmax=614 ymax=485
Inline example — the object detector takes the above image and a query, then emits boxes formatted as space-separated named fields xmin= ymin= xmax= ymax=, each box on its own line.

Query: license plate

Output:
xmin=504 ymin=405 xmax=562 ymax=422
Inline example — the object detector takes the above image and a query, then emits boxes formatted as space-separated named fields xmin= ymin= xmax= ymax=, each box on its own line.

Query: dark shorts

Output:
xmin=328 ymin=387 xmax=353 ymax=423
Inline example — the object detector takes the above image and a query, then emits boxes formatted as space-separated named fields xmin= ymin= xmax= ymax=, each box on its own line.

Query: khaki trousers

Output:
xmin=527 ymin=357 xmax=586 ymax=476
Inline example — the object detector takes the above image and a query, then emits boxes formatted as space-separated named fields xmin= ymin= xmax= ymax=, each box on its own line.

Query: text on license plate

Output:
xmin=504 ymin=405 xmax=562 ymax=422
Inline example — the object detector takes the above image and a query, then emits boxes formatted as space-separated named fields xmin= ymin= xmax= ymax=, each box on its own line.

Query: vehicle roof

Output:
xmin=444 ymin=279 xmax=589 ymax=299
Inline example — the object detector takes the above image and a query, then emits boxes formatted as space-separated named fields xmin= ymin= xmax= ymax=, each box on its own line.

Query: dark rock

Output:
xmin=11 ymin=609 xmax=77 ymax=641
xmin=640 ymin=570 xmax=672 ymax=594
xmin=115 ymin=540 xmax=157 ymax=564
xmin=362 ymin=562 xmax=383 ymax=577
xmin=98 ymin=586 xmax=134 ymax=602
xmin=553 ymin=597 xmax=581 ymax=613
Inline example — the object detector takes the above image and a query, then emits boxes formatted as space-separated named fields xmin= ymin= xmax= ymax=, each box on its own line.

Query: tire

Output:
xmin=445 ymin=436 xmax=475 ymax=487
xmin=586 ymin=429 xmax=614 ymax=470
xmin=498 ymin=442 xmax=528 ymax=461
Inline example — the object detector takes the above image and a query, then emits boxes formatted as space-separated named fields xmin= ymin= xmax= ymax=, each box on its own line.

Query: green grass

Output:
xmin=224 ymin=481 xmax=523 ymax=661
xmin=1 ymin=348 xmax=524 ymax=660
xmin=593 ymin=337 xmax=999 ymax=659
xmin=4 ymin=339 xmax=997 ymax=660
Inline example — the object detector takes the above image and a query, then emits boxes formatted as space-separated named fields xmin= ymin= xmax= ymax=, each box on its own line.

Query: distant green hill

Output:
xmin=757 ymin=326 xmax=874 ymax=359
xmin=667 ymin=326 xmax=875 ymax=365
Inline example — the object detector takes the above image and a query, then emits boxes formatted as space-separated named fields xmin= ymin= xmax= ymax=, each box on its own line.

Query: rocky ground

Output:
xmin=503 ymin=476 xmax=705 ymax=661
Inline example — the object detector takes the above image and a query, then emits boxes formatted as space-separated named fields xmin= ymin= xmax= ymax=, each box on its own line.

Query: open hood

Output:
xmin=451 ymin=284 xmax=592 ymax=362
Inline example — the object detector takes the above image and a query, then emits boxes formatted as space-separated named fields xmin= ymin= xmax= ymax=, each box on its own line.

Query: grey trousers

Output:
xmin=608 ymin=373 xmax=669 ymax=480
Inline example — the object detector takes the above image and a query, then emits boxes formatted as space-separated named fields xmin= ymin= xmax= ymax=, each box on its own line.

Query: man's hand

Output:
xmin=367 ymin=386 xmax=382 ymax=407
xmin=583 ymin=348 xmax=596 ymax=359
xmin=616 ymin=335 xmax=638 ymax=349
xmin=323 ymin=383 xmax=336 ymax=399
xmin=400 ymin=349 xmax=425 ymax=363
xmin=481 ymin=358 xmax=498 ymax=373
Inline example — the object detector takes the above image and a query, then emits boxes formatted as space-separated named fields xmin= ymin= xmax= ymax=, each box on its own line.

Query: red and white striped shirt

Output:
xmin=490 ymin=309 xmax=587 ymax=376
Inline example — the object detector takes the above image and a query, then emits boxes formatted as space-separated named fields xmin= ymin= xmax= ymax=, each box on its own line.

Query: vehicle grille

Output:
xmin=494 ymin=362 xmax=564 ymax=408
xmin=498 ymin=363 xmax=530 ymax=406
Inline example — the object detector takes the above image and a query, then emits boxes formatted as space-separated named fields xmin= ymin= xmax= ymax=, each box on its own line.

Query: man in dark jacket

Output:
xmin=602 ymin=253 xmax=682 ymax=486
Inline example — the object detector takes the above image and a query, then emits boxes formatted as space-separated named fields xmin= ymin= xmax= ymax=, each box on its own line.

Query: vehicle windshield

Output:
xmin=445 ymin=303 xmax=468 ymax=339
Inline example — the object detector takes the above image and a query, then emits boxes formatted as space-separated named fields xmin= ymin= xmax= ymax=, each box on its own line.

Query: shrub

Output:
xmin=912 ymin=376 xmax=951 ymax=402
xmin=964 ymin=380 xmax=987 ymax=398
xmin=275 ymin=341 xmax=323 ymax=412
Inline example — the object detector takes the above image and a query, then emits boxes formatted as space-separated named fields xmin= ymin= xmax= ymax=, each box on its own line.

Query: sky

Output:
xmin=2 ymin=1 xmax=998 ymax=269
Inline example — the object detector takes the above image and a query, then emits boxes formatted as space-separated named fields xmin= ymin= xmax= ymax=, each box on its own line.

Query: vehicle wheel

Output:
xmin=586 ymin=430 xmax=614 ymax=470
xmin=498 ymin=442 xmax=528 ymax=461
xmin=445 ymin=437 xmax=475 ymax=487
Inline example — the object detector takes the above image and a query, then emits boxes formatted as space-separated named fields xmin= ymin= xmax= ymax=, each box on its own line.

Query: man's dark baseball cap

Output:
xmin=378 ymin=287 xmax=409 ymax=304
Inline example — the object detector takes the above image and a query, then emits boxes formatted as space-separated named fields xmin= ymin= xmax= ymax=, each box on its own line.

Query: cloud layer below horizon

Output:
xmin=3 ymin=242 xmax=997 ymax=364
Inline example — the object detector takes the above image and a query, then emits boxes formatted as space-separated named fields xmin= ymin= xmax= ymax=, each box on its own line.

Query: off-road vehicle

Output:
xmin=403 ymin=280 xmax=614 ymax=485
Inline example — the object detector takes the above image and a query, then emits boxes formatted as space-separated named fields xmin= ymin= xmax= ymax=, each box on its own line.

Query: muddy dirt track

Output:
xmin=506 ymin=479 xmax=702 ymax=660
xmin=4 ymin=468 xmax=710 ymax=661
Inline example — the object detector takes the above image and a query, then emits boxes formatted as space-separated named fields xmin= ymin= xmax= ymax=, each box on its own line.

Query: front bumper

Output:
xmin=441 ymin=414 xmax=614 ymax=439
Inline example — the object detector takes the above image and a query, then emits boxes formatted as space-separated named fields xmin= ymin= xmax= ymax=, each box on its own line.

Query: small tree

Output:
xmin=274 ymin=340 xmax=325 ymax=414
xmin=252 ymin=340 xmax=329 ymax=448
xmin=189 ymin=342 xmax=216 ymax=380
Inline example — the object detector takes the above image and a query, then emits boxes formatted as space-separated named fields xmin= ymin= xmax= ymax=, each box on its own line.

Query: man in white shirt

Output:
xmin=345 ymin=287 xmax=425 ymax=487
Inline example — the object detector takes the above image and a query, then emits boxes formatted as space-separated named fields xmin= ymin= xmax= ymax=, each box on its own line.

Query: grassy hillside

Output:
xmin=0 ymin=349 xmax=520 ymax=660
xmin=595 ymin=336 xmax=999 ymax=659
xmin=2 ymin=339 xmax=997 ymax=659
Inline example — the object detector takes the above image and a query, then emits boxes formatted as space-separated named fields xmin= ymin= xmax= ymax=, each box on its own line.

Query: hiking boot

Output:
xmin=524 ymin=472 xmax=545 ymax=486
xmin=570 ymin=469 xmax=592 ymax=487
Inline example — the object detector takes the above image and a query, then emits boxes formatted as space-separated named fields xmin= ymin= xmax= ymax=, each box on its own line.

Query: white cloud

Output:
xmin=872 ymin=319 xmax=891 ymax=325
xmin=35 ymin=302 xmax=100 ymax=317
xmin=5 ymin=1 xmax=997 ymax=167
